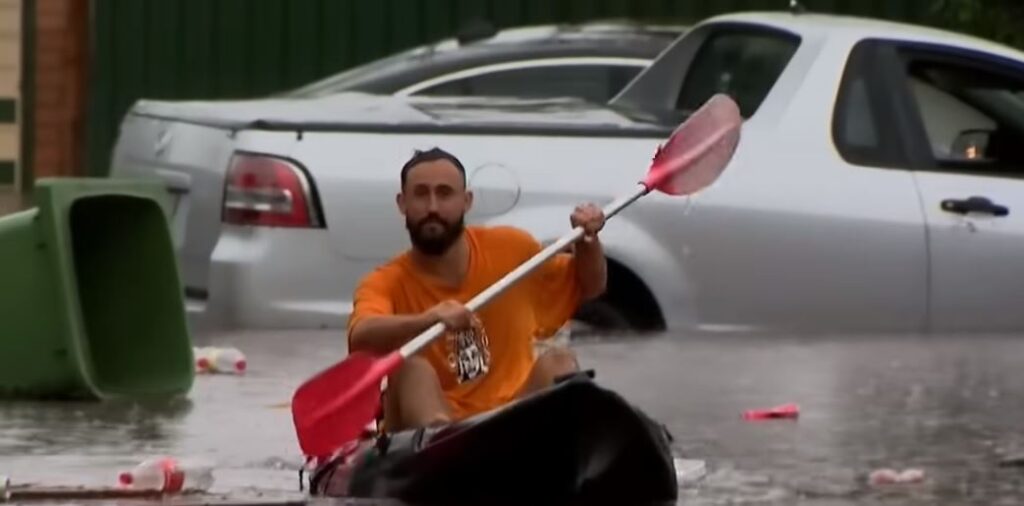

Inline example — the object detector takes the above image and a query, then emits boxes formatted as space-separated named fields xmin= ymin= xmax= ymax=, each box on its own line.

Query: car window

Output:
xmin=840 ymin=78 xmax=879 ymax=147
xmin=411 ymin=64 xmax=646 ymax=103
xmin=901 ymin=52 xmax=1024 ymax=176
xmin=282 ymin=46 xmax=431 ymax=98
xmin=832 ymin=40 xmax=907 ymax=168
xmin=676 ymin=29 xmax=799 ymax=118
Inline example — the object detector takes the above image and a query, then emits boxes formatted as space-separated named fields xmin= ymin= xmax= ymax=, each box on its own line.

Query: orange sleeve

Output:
xmin=496 ymin=226 xmax=582 ymax=340
xmin=346 ymin=268 xmax=395 ymax=349
xmin=533 ymin=252 xmax=582 ymax=339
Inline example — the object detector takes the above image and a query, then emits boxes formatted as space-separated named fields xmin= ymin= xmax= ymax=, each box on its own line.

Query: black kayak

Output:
xmin=307 ymin=371 xmax=679 ymax=505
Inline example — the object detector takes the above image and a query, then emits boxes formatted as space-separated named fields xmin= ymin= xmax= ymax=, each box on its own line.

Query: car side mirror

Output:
xmin=950 ymin=128 xmax=993 ymax=161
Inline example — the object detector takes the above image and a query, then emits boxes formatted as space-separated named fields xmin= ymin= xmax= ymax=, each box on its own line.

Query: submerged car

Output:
xmin=111 ymin=11 xmax=1024 ymax=335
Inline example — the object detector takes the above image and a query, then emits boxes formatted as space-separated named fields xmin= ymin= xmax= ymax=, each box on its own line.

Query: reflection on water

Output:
xmin=3 ymin=330 xmax=1024 ymax=505
xmin=1 ymin=398 xmax=194 ymax=456
xmin=583 ymin=332 xmax=1024 ymax=505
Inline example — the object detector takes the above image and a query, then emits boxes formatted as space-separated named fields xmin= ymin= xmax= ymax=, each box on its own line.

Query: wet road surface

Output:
xmin=3 ymin=330 xmax=1024 ymax=505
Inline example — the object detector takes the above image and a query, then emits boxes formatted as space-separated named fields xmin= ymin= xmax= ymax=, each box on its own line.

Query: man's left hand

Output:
xmin=570 ymin=203 xmax=605 ymax=242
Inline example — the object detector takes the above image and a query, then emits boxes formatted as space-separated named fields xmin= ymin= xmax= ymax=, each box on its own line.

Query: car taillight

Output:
xmin=222 ymin=153 xmax=322 ymax=228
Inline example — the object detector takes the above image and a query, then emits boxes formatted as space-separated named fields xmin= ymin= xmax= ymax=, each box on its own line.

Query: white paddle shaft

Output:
xmin=398 ymin=183 xmax=649 ymax=359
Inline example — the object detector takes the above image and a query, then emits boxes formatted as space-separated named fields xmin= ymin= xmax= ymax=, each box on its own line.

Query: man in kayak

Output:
xmin=347 ymin=147 xmax=608 ymax=432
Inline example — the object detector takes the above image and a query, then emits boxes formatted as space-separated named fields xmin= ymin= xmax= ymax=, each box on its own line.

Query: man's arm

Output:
xmin=348 ymin=312 xmax=438 ymax=355
xmin=570 ymin=203 xmax=608 ymax=301
xmin=346 ymin=270 xmax=430 ymax=355
xmin=349 ymin=300 xmax=476 ymax=355
xmin=572 ymin=236 xmax=607 ymax=301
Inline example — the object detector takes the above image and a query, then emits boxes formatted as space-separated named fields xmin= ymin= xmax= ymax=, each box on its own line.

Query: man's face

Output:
xmin=397 ymin=159 xmax=473 ymax=256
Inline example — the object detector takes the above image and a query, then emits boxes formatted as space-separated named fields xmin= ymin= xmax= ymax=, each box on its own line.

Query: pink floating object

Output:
xmin=868 ymin=468 xmax=901 ymax=485
xmin=743 ymin=403 xmax=799 ymax=420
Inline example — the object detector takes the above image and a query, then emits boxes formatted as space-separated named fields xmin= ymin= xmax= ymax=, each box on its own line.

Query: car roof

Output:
xmin=703 ymin=11 xmax=1024 ymax=61
xmin=435 ymin=19 xmax=688 ymax=50
xmin=412 ymin=19 xmax=683 ymax=63
xmin=283 ymin=20 xmax=686 ymax=98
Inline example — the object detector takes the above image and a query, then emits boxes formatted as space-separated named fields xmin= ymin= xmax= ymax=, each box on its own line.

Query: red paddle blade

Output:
xmin=291 ymin=351 xmax=402 ymax=458
xmin=643 ymin=93 xmax=742 ymax=196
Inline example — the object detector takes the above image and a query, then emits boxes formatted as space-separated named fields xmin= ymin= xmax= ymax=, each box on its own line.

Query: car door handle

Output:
xmin=940 ymin=196 xmax=1009 ymax=217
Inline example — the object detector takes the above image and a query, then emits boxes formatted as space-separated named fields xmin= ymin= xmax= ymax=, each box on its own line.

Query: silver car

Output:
xmin=110 ymin=11 xmax=1024 ymax=336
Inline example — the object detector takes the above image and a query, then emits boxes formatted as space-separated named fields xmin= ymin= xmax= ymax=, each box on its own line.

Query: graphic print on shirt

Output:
xmin=445 ymin=322 xmax=491 ymax=383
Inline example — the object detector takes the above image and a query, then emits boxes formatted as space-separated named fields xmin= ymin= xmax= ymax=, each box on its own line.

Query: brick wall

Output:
xmin=32 ymin=0 xmax=87 ymax=180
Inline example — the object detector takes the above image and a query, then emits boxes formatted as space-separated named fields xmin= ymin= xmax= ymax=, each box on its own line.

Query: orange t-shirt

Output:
xmin=346 ymin=225 xmax=582 ymax=420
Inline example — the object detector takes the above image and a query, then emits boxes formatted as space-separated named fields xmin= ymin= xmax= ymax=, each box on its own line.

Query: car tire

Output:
xmin=571 ymin=298 xmax=632 ymax=337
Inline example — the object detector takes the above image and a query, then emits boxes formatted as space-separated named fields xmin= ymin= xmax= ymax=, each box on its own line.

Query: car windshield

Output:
xmin=281 ymin=45 xmax=433 ymax=98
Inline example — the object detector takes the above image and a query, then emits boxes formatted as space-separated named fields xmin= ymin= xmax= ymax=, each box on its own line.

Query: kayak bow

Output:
xmin=307 ymin=371 xmax=680 ymax=505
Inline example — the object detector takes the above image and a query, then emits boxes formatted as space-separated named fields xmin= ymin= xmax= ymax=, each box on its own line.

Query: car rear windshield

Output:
xmin=676 ymin=27 xmax=800 ymax=118
xmin=282 ymin=46 xmax=431 ymax=98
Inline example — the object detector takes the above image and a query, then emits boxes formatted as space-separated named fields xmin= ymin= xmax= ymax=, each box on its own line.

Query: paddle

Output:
xmin=291 ymin=93 xmax=744 ymax=459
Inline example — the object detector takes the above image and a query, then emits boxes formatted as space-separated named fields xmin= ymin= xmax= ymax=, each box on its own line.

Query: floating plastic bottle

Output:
xmin=194 ymin=346 xmax=246 ymax=375
xmin=868 ymin=468 xmax=925 ymax=486
xmin=192 ymin=347 xmax=212 ymax=373
xmin=117 ymin=457 xmax=214 ymax=493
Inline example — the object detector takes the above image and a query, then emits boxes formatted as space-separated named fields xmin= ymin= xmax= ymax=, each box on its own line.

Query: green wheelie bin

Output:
xmin=0 ymin=178 xmax=194 ymax=400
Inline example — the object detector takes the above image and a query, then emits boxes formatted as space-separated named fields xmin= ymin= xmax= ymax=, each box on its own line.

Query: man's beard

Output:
xmin=406 ymin=213 xmax=465 ymax=256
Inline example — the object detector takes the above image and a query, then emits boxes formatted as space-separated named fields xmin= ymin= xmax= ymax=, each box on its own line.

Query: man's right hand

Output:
xmin=427 ymin=300 xmax=475 ymax=331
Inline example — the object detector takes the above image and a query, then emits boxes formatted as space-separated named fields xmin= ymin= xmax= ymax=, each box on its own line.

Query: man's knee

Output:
xmin=537 ymin=347 xmax=579 ymax=376
xmin=392 ymin=355 xmax=436 ymax=383
xmin=384 ymin=356 xmax=451 ymax=431
xmin=387 ymin=355 xmax=441 ymax=402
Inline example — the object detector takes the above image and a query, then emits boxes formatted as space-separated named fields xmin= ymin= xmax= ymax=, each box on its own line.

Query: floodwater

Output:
xmin=3 ymin=330 xmax=1024 ymax=505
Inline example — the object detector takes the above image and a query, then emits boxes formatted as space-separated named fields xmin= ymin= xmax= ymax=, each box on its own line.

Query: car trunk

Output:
xmin=105 ymin=94 xmax=438 ymax=315
xmin=108 ymin=111 xmax=239 ymax=307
